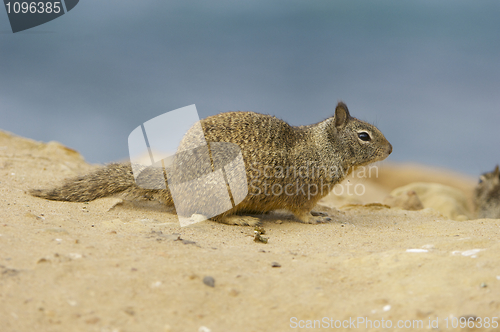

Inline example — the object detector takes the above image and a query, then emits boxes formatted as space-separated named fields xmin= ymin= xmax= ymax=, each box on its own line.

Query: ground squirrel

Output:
xmin=30 ymin=102 xmax=392 ymax=225
xmin=474 ymin=165 xmax=500 ymax=219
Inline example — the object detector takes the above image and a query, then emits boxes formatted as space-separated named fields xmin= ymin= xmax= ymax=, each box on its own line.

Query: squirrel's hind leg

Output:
xmin=212 ymin=214 xmax=262 ymax=226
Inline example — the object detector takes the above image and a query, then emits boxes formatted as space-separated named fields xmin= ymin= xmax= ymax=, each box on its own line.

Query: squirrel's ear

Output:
xmin=335 ymin=102 xmax=350 ymax=127
xmin=495 ymin=165 xmax=500 ymax=178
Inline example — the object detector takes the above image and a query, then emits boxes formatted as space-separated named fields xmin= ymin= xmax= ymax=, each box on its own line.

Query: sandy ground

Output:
xmin=1 ymin=130 xmax=500 ymax=332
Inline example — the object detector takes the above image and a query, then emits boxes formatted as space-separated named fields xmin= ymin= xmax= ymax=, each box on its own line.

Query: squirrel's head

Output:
xmin=329 ymin=102 xmax=392 ymax=167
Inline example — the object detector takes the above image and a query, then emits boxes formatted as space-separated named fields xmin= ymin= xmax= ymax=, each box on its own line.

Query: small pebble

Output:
xmin=67 ymin=300 xmax=77 ymax=306
xmin=254 ymin=232 xmax=268 ymax=243
xmin=406 ymin=249 xmax=428 ymax=253
xmin=480 ymin=282 xmax=487 ymax=288
xmin=151 ymin=281 xmax=162 ymax=288
xmin=462 ymin=249 xmax=482 ymax=257
xmin=271 ymin=262 xmax=281 ymax=268
xmin=124 ymin=307 xmax=135 ymax=316
xmin=203 ymin=276 xmax=215 ymax=287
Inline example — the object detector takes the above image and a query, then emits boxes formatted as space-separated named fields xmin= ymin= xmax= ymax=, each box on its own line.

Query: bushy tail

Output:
xmin=30 ymin=163 xmax=136 ymax=202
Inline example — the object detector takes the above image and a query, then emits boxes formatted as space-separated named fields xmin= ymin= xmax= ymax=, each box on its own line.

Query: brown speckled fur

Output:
xmin=30 ymin=102 xmax=392 ymax=225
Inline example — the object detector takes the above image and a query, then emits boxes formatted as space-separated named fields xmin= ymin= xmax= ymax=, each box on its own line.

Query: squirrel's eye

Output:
xmin=358 ymin=132 xmax=371 ymax=142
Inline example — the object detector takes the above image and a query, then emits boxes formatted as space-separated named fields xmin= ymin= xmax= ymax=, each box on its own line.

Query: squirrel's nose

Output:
xmin=387 ymin=143 xmax=393 ymax=155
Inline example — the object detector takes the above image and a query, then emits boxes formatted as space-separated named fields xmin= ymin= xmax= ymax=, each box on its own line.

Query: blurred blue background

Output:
xmin=1 ymin=0 xmax=499 ymax=175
